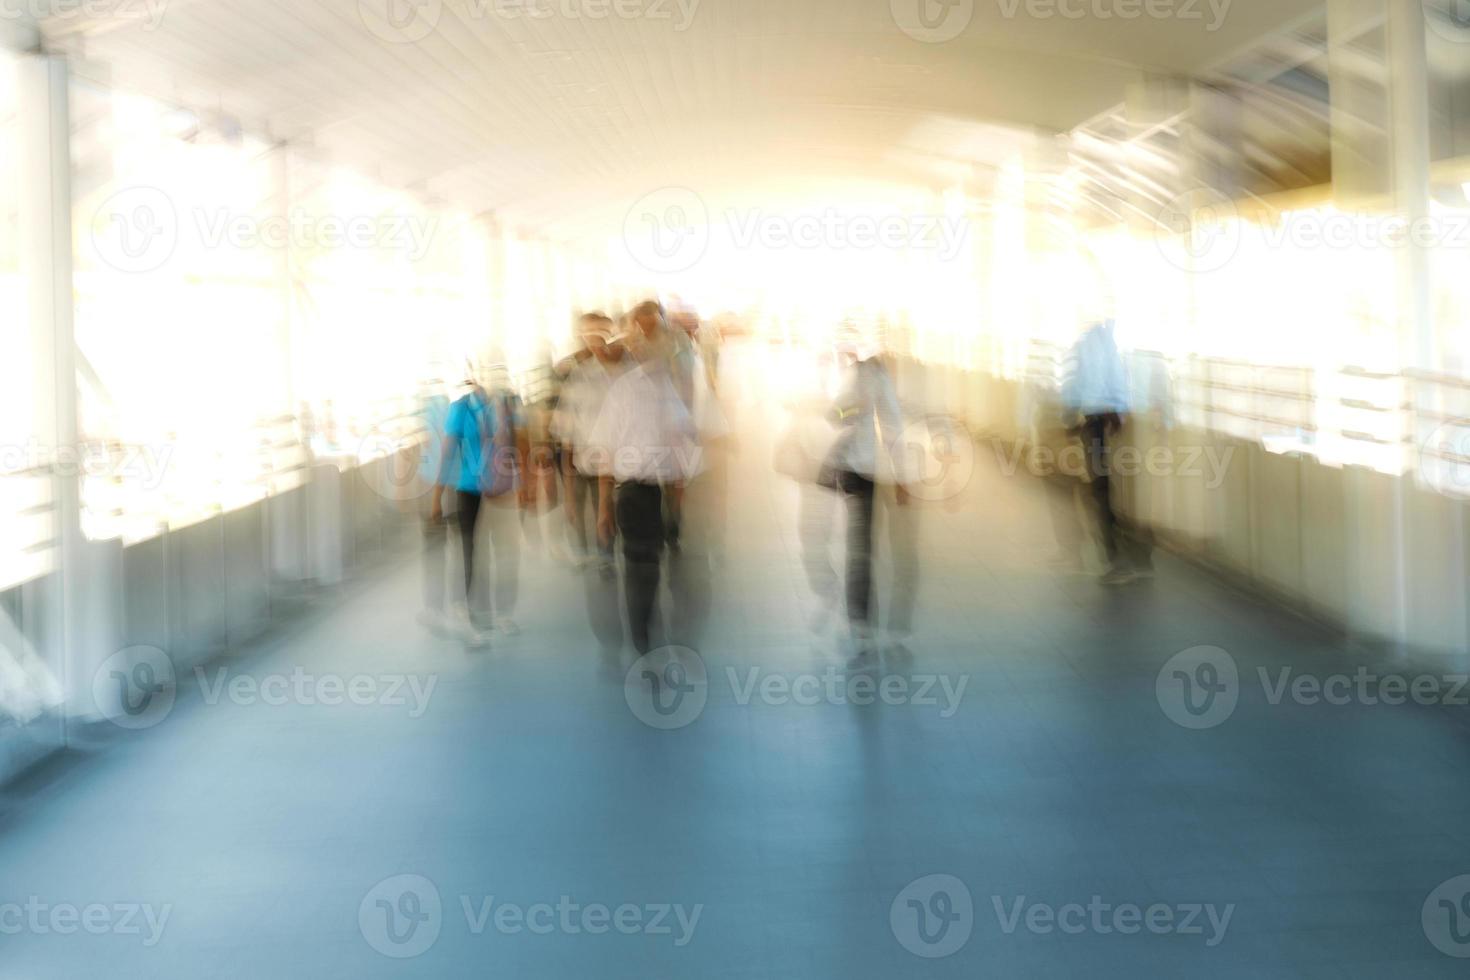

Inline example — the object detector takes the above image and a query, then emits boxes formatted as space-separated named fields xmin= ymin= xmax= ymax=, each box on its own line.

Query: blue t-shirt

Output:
xmin=444 ymin=392 xmax=495 ymax=494
xmin=417 ymin=394 xmax=452 ymax=484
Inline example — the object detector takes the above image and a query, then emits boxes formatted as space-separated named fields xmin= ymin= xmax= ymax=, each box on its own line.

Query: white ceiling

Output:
xmin=30 ymin=0 xmax=1323 ymax=239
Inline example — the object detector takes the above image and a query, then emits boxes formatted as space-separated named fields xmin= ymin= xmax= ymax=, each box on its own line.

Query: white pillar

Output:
xmin=18 ymin=54 xmax=89 ymax=726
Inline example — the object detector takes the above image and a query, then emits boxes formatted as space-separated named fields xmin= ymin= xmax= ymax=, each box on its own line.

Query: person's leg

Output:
xmin=884 ymin=485 xmax=919 ymax=640
xmin=486 ymin=499 xmax=521 ymax=627
xmin=455 ymin=490 xmax=481 ymax=602
xmin=1083 ymin=416 xmax=1121 ymax=572
xmin=420 ymin=485 xmax=447 ymax=615
xmin=840 ymin=471 xmax=876 ymax=630
xmin=616 ymin=482 xmax=663 ymax=653
xmin=584 ymin=474 xmax=615 ymax=565
xmin=566 ymin=464 xmax=589 ymax=558
xmin=799 ymin=482 xmax=839 ymax=625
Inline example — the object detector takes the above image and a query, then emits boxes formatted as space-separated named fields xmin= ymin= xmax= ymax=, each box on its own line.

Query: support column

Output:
xmin=18 ymin=54 xmax=87 ymax=728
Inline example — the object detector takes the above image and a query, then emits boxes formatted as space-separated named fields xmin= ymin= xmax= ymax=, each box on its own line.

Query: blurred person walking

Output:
xmin=431 ymin=362 xmax=528 ymax=644
xmin=1060 ymin=319 xmax=1149 ymax=585
xmin=554 ymin=312 xmax=626 ymax=576
xmin=590 ymin=304 xmax=703 ymax=654
xmin=818 ymin=324 xmax=907 ymax=663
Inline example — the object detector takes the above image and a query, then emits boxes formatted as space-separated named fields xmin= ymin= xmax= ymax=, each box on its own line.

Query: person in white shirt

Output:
xmin=822 ymin=325 xmax=909 ymax=658
xmin=588 ymin=308 xmax=703 ymax=653
xmin=554 ymin=313 xmax=626 ymax=574
xmin=1061 ymin=319 xmax=1147 ymax=585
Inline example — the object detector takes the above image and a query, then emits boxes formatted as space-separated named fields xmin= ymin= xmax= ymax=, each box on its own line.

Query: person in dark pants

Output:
xmin=825 ymin=331 xmax=907 ymax=663
xmin=837 ymin=468 xmax=877 ymax=630
xmin=1062 ymin=320 xmax=1145 ymax=585
xmin=590 ymin=320 xmax=701 ymax=655
xmin=612 ymin=480 xmax=665 ymax=653
xmin=430 ymin=374 xmax=498 ymax=645
xmin=554 ymin=313 xmax=626 ymax=575
xmin=1081 ymin=411 xmax=1124 ymax=576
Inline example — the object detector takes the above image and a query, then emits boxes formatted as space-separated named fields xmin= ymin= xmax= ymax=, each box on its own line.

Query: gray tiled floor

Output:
xmin=4 ymin=417 xmax=1470 ymax=977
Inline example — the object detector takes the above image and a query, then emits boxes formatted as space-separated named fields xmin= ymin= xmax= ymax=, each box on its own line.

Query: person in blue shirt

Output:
xmin=431 ymin=377 xmax=499 ymax=645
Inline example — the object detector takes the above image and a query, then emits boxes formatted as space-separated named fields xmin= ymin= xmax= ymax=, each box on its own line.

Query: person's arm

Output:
xmin=871 ymin=362 xmax=909 ymax=502
xmin=512 ymin=400 xmax=532 ymax=508
xmin=597 ymin=474 xmax=616 ymax=544
xmin=588 ymin=382 xmax=623 ymax=544
xmin=431 ymin=408 xmax=462 ymax=521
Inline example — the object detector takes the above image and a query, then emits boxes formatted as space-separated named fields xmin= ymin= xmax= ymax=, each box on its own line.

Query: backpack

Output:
xmin=478 ymin=391 xmax=520 ymax=498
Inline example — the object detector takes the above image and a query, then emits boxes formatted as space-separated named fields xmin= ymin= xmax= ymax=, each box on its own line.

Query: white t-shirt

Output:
xmin=587 ymin=361 xmax=701 ymax=484
xmin=555 ymin=357 xmax=625 ymax=474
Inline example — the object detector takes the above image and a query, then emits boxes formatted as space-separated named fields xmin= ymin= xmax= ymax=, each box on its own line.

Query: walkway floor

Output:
xmin=4 ymin=378 xmax=1470 ymax=978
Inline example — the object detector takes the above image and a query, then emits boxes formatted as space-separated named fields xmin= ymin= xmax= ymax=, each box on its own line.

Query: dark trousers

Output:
xmin=1081 ymin=416 xmax=1119 ymax=566
xmin=568 ymin=471 xmax=614 ymax=561
xmin=1081 ymin=414 xmax=1154 ymax=570
xmin=838 ymin=470 xmax=876 ymax=627
xmin=616 ymin=481 xmax=664 ymax=653
xmin=455 ymin=490 xmax=482 ymax=599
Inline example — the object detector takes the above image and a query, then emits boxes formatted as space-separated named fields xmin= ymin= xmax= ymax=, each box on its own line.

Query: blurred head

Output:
xmin=578 ymin=312 xmax=620 ymax=362
xmin=834 ymin=317 xmax=880 ymax=365
xmin=670 ymin=308 xmax=700 ymax=338
xmin=632 ymin=300 xmax=665 ymax=338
